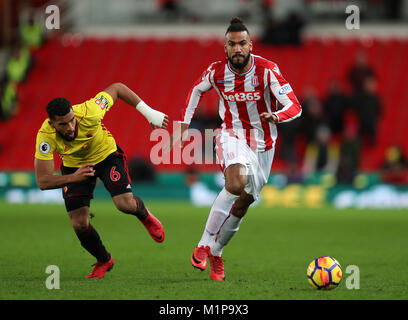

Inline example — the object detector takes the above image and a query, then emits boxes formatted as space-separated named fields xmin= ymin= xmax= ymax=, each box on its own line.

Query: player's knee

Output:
xmin=68 ymin=207 xmax=89 ymax=232
xmin=114 ymin=196 xmax=137 ymax=214
xmin=70 ymin=216 xmax=89 ymax=233
xmin=225 ymin=179 xmax=246 ymax=195
xmin=225 ymin=165 xmax=247 ymax=195
xmin=72 ymin=221 xmax=89 ymax=233
xmin=226 ymin=185 xmax=244 ymax=196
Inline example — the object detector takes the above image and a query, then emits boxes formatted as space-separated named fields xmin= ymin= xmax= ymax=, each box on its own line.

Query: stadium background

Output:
xmin=1 ymin=0 xmax=408 ymax=301
xmin=1 ymin=0 xmax=408 ymax=209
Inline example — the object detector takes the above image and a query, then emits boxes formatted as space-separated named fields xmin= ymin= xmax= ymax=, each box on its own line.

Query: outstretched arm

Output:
xmin=104 ymin=82 xmax=169 ymax=129
xmin=104 ymin=82 xmax=140 ymax=105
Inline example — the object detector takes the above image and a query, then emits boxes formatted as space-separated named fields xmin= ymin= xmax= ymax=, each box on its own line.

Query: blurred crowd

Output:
xmin=0 ymin=10 xmax=45 ymax=121
xmin=279 ymin=50 xmax=407 ymax=185
xmin=1 ymin=1 xmax=407 ymax=187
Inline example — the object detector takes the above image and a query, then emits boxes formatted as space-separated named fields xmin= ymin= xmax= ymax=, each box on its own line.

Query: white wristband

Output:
xmin=136 ymin=100 xmax=166 ymax=127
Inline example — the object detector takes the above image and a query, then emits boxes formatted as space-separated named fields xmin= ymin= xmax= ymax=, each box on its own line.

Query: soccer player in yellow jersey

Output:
xmin=34 ymin=82 xmax=169 ymax=279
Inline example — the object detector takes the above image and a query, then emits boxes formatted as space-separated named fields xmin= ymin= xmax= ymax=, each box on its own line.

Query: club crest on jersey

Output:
xmin=251 ymin=75 xmax=259 ymax=87
xmin=95 ymin=96 xmax=109 ymax=110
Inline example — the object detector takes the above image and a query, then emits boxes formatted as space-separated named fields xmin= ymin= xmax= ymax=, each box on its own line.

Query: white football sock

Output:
xmin=197 ymin=187 xmax=239 ymax=248
xmin=211 ymin=214 xmax=243 ymax=257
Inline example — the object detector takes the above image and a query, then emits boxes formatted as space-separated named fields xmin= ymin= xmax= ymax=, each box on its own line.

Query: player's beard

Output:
xmin=228 ymin=52 xmax=251 ymax=71
xmin=57 ymin=124 xmax=78 ymax=141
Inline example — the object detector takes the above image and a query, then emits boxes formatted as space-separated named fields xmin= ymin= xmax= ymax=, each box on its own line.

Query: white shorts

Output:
xmin=215 ymin=132 xmax=275 ymax=200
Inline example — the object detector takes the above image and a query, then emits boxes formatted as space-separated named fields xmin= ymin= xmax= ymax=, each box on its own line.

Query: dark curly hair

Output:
xmin=46 ymin=97 xmax=72 ymax=120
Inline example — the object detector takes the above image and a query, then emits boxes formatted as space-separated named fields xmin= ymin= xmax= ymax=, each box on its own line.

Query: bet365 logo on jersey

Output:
xmin=221 ymin=91 xmax=261 ymax=102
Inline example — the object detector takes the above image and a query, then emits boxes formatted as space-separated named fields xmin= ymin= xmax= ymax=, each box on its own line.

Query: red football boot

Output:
xmin=88 ymin=254 xmax=114 ymax=279
xmin=208 ymin=252 xmax=226 ymax=281
xmin=141 ymin=209 xmax=165 ymax=243
xmin=191 ymin=246 xmax=210 ymax=271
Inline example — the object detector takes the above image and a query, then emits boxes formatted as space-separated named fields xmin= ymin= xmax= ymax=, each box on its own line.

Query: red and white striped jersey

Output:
xmin=181 ymin=54 xmax=302 ymax=152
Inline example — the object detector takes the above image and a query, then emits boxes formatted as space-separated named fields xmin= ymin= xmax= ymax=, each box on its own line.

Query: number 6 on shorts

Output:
xmin=110 ymin=166 xmax=121 ymax=182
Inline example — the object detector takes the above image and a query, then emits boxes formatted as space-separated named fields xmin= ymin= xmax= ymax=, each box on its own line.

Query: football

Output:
xmin=307 ymin=256 xmax=343 ymax=290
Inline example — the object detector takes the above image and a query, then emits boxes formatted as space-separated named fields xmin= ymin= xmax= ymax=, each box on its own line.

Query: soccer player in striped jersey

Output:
xmin=170 ymin=18 xmax=302 ymax=281
xmin=34 ymin=83 xmax=168 ymax=279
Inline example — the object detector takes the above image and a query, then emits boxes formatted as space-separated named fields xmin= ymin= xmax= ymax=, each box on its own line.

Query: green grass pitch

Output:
xmin=1 ymin=200 xmax=408 ymax=300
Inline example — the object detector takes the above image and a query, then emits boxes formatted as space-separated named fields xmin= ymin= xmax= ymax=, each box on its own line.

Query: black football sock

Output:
xmin=132 ymin=196 xmax=149 ymax=221
xmin=75 ymin=224 xmax=110 ymax=263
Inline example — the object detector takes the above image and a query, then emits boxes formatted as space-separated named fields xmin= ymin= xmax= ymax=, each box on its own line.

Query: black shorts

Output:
xmin=61 ymin=146 xmax=132 ymax=212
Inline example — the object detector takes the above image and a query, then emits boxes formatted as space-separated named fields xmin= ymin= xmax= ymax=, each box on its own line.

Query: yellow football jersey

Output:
xmin=35 ymin=91 xmax=117 ymax=167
